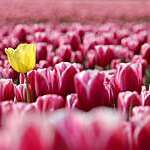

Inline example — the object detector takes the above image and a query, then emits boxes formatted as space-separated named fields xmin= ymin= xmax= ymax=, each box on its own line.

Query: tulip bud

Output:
xmin=14 ymin=84 xmax=33 ymax=102
xmin=32 ymin=24 xmax=45 ymax=33
xmin=141 ymin=43 xmax=150 ymax=64
xmin=52 ymin=56 xmax=62 ymax=66
xmin=5 ymin=44 xmax=36 ymax=73
xmin=102 ymin=31 xmax=117 ymax=45
xmin=131 ymin=55 xmax=147 ymax=75
xmin=66 ymin=93 xmax=80 ymax=109
xmin=121 ymin=37 xmax=140 ymax=53
xmin=33 ymin=32 xmax=50 ymax=43
xmin=134 ymin=116 xmax=150 ymax=150
xmin=67 ymin=32 xmax=81 ymax=50
xmin=12 ymin=24 xmax=28 ymax=42
xmin=1 ymin=68 xmax=19 ymax=80
xmin=46 ymin=50 xmax=55 ymax=66
xmin=27 ymin=69 xmax=50 ymax=99
xmin=140 ymin=86 xmax=150 ymax=106
xmin=115 ymin=29 xmax=130 ymax=43
xmin=14 ymin=84 xmax=27 ymax=102
xmin=111 ymin=59 xmax=121 ymax=69
xmin=36 ymin=94 xmax=65 ymax=112
xmin=36 ymin=42 xmax=47 ymax=61
xmin=115 ymin=63 xmax=143 ymax=93
xmin=85 ymin=50 xmax=96 ymax=69
xmin=51 ymin=62 xmax=81 ymax=97
xmin=56 ymin=45 xmax=72 ymax=62
xmin=95 ymin=45 xmax=115 ymax=68
xmin=83 ymin=33 xmax=104 ymax=50
xmin=112 ymin=45 xmax=133 ymax=61
xmin=118 ymin=91 xmax=141 ymax=118
xmin=75 ymin=70 xmax=115 ymax=110
xmin=0 ymin=79 xmax=14 ymax=101
xmin=37 ymin=60 xmax=49 ymax=69
xmin=71 ymin=51 xmax=83 ymax=64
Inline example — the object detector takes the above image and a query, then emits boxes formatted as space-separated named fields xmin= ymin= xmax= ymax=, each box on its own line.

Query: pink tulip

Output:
xmin=14 ymin=84 xmax=27 ymax=102
xmin=12 ymin=24 xmax=28 ymax=42
xmin=141 ymin=43 xmax=150 ymax=64
xmin=50 ymin=110 xmax=89 ymax=150
xmin=37 ymin=60 xmax=50 ymax=69
xmin=14 ymin=84 xmax=33 ymax=102
xmin=51 ymin=62 xmax=81 ymax=96
xmin=33 ymin=32 xmax=50 ymax=43
xmin=133 ymin=116 xmax=150 ymax=150
xmin=95 ymin=45 xmax=115 ymax=68
xmin=112 ymin=45 xmax=133 ymax=61
xmin=36 ymin=94 xmax=65 ymax=112
xmin=85 ymin=50 xmax=96 ymax=69
xmin=11 ymin=115 xmax=52 ymax=150
xmin=36 ymin=42 xmax=48 ymax=61
xmin=52 ymin=56 xmax=62 ymax=66
xmin=1 ymin=101 xmax=36 ymax=118
xmin=32 ymin=24 xmax=46 ymax=33
xmin=66 ymin=93 xmax=80 ymax=109
xmin=115 ymin=29 xmax=130 ymax=43
xmin=71 ymin=51 xmax=83 ymax=64
xmin=111 ymin=59 xmax=121 ymax=69
xmin=0 ymin=79 xmax=14 ymax=101
xmin=115 ymin=63 xmax=143 ymax=93
xmin=27 ymin=69 xmax=50 ymax=99
xmin=46 ymin=50 xmax=55 ymax=66
xmin=12 ymin=102 xmax=36 ymax=114
xmin=121 ymin=37 xmax=140 ymax=53
xmin=51 ymin=108 xmax=129 ymax=150
xmin=49 ymin=31 xmax=60 ymax=49
xmin=140 ymin=86 xmax=150 ymax=106
xmin=83 ymin=33 xmax=104 ymax=50
xmin=18 ymin=126 xmax=49 ymax=150
xmin=56 ymin=44 xmax=72 ymax=62
xmin=66 ymin=31 xmax=81 ymax=50
xmin=131 ymin=55 xmax=147 ymax=75
xmin=102 ymin=31 xmax=117 ymax=45
xmin=118 ymin=91 xmax=141 ymax=117
xmin=104 ymin=123 xmax=131 ymax=150
xmin=132 ymin=31 xmax=148 ymax=45
xmin=75 ymin=70 xmax=115 ymax=110
xmin=2 ymin=68 xmax=19 ymax=80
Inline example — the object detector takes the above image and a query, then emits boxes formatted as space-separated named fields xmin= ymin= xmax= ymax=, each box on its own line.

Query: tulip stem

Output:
xmin=128 ymin=103 xmax=133 ymax=121
xmin=25 ymin=73 xmax=31 ymax=103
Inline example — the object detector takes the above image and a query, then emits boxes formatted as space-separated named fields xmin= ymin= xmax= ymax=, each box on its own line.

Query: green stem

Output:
xmin=25 ymin=73 xmax=31 ymax=103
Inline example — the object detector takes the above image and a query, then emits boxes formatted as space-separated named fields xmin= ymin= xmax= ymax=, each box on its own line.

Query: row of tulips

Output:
xmin=0 ymin=62 xmax=144 ymax=110
xmin=1 ymin=104 xmax=150 ymax=150
xmin=0 ymin=22 xmax=150 ymax=149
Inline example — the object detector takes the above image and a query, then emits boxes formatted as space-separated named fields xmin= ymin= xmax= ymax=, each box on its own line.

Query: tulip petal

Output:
xmin=5 ymin=44 xmax=36 ymax=73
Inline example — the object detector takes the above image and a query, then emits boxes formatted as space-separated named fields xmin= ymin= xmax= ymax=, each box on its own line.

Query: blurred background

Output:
xmin=1 ymin=0 xmax=150 ymax=24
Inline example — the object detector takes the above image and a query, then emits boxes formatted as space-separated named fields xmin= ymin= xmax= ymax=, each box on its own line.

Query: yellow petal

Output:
xmin=5 ymin=48 xmax=20 ymax=72
xmin=5 ymin=43 xmax=36 ymax=73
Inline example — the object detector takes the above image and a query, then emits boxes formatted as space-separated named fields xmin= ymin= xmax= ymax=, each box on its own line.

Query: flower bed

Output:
xmin=0 ymin=22 xmax=150 ymax=149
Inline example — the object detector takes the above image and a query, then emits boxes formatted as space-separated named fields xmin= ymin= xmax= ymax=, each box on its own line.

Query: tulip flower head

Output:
xmin=5 ymin=44 xmax=36 ymax=73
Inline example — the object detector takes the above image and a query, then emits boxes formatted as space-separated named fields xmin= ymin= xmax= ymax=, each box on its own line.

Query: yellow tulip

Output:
xmin=5 ymin=43 xmax=36 ymax=73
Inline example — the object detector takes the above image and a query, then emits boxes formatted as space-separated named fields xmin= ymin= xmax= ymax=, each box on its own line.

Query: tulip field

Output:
xmin=0 ymin=22 xmax=150 ymax=150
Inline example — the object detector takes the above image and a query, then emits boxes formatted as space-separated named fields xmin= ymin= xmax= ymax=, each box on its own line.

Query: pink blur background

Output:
xmin=1 ymin=0 xmax=150 ymax=24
